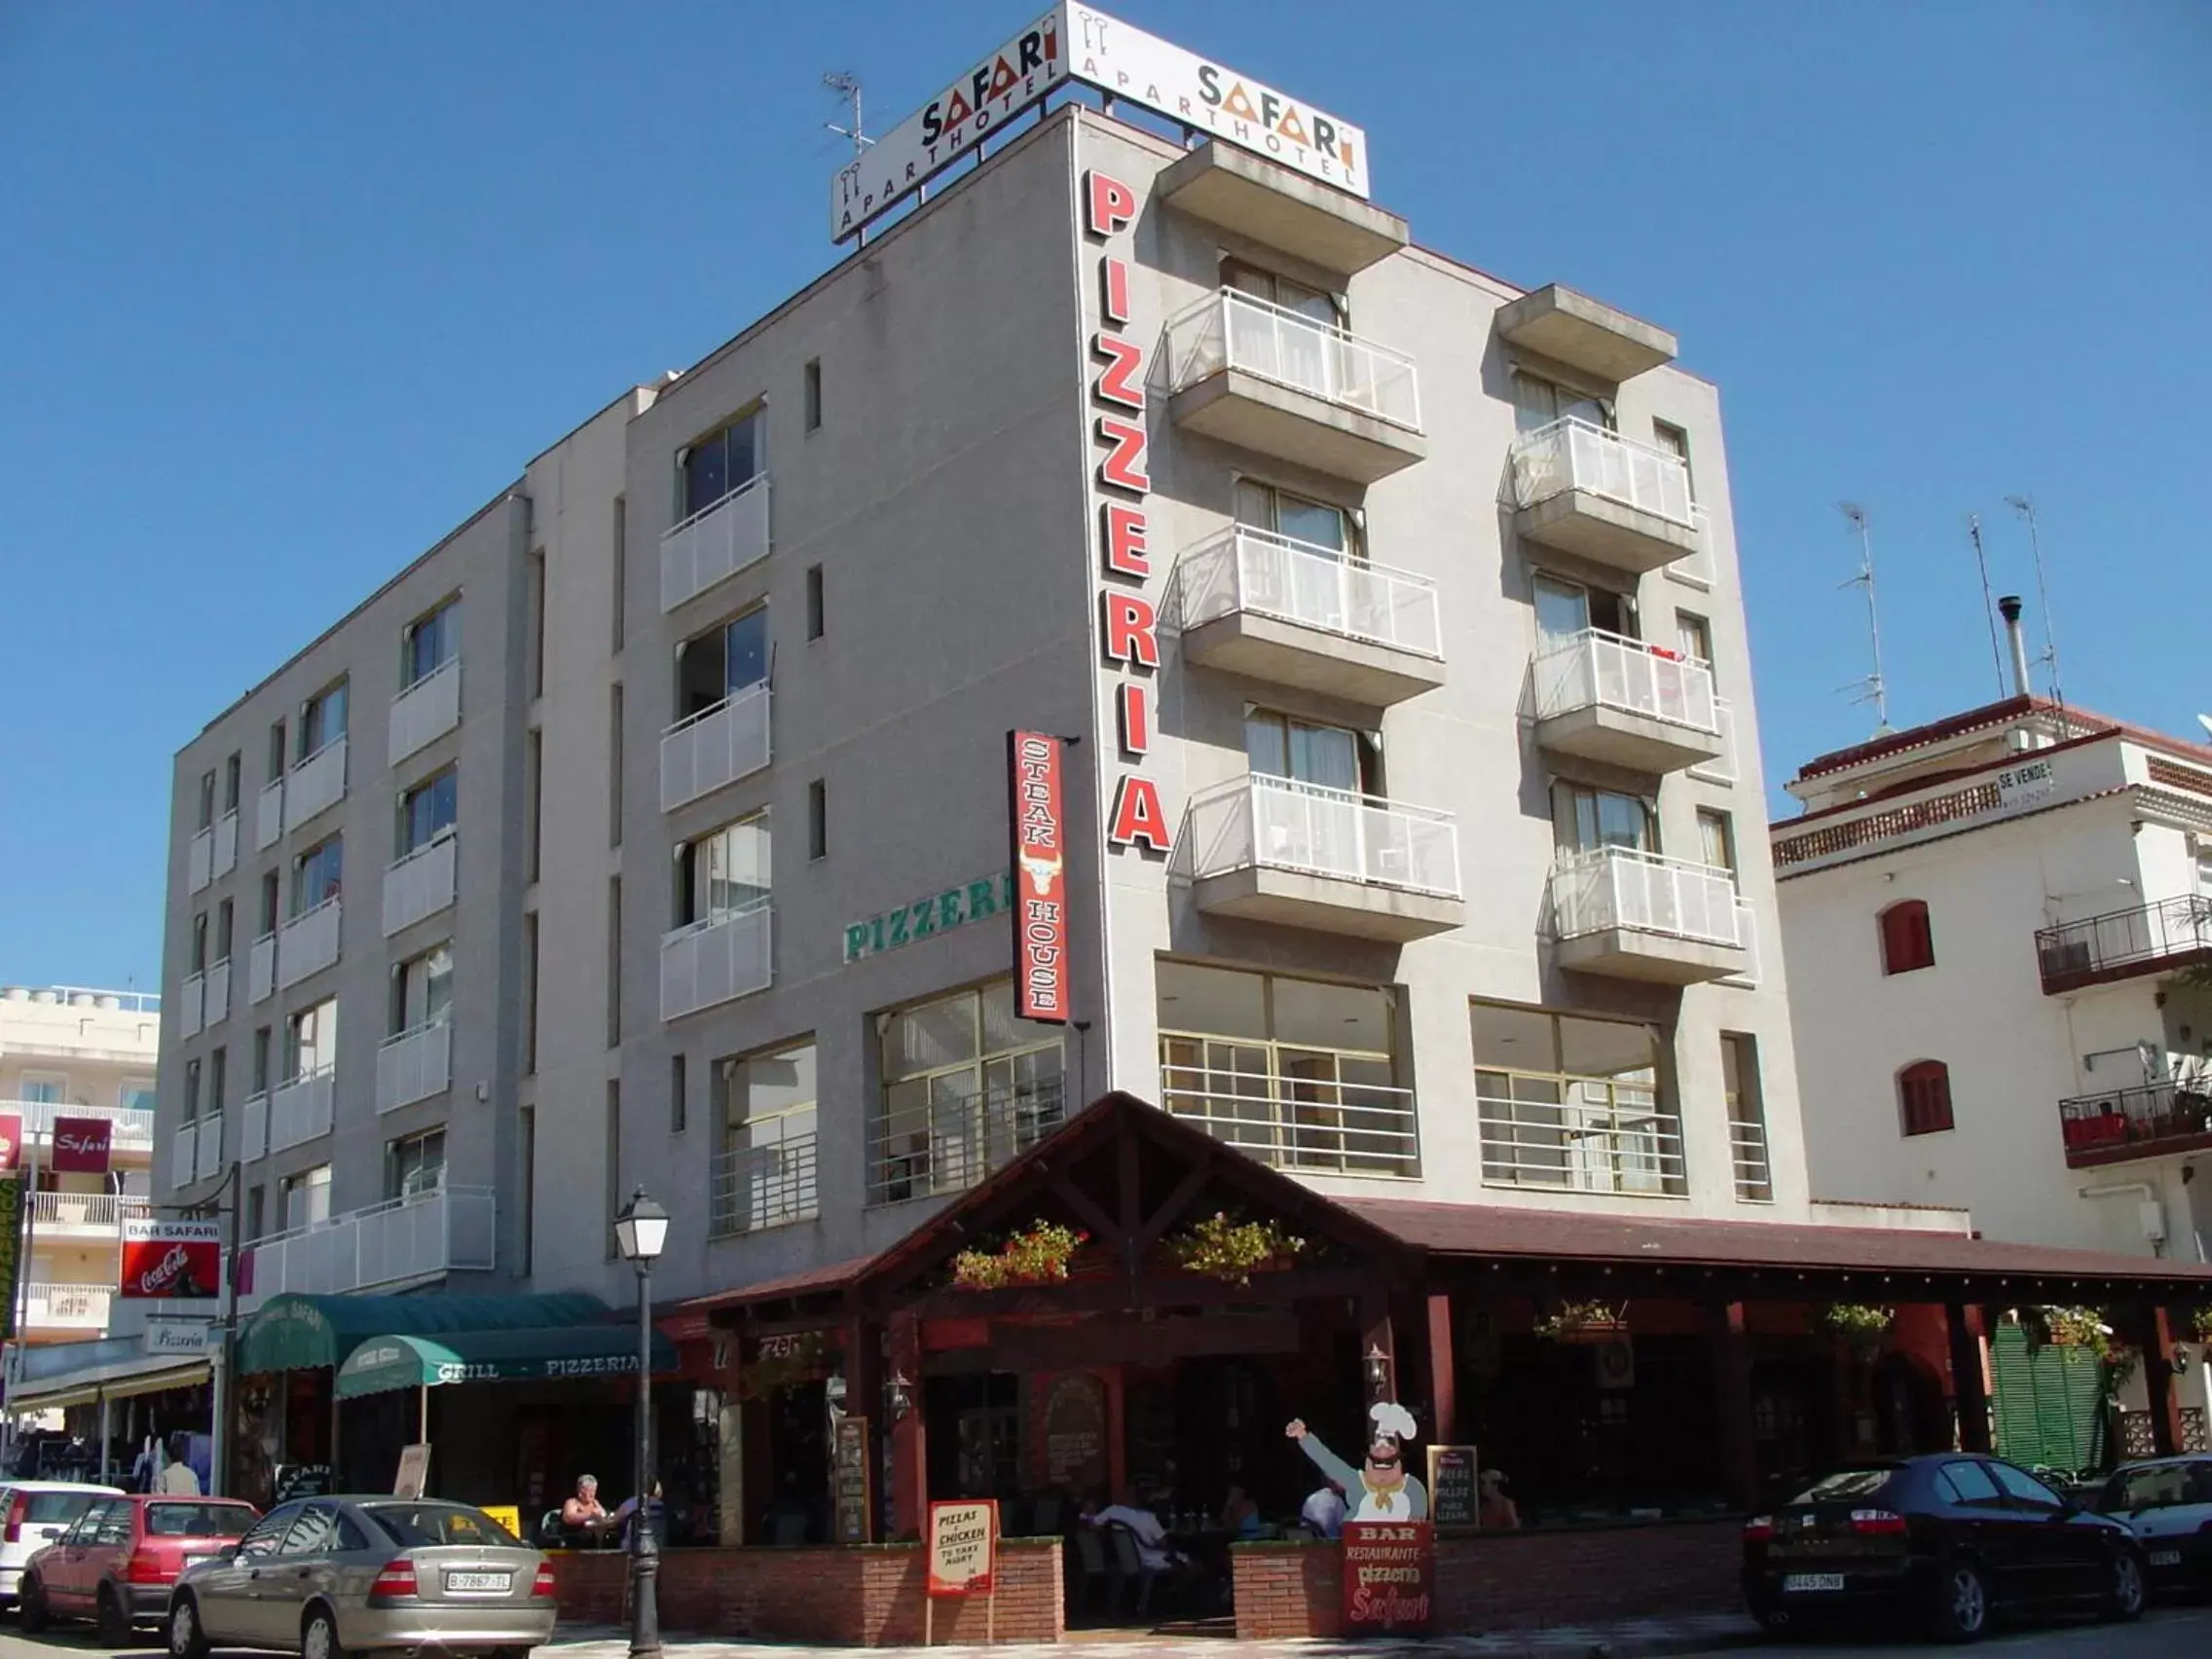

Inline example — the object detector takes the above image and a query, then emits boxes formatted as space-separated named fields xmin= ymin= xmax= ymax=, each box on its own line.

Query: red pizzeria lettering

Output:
xmin=1101 ymin=256 xmax=1131 ymax=325
xmin=1085 ymin=169 xmax=1136 ymax=237
xmin=1094 ymin=415 xmax=1150 ymax=493
xmin=1101 ymin=501 xmax=1149 ymax=578
xmin=1090 ymin=331 xmax=1145 ymax=410
xmin=1118 ymin=682 xmax=1152 ymax=756
xmin=1102 ymin=592 xmax=1159 ymax=668
xmin=1107 ymin=775 xmax=1170 ymax=852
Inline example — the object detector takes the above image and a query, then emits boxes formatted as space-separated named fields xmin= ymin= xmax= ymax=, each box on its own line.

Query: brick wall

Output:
xmin=547 ymin=1539 xmax=1064 ymax=1645
xmin=1233 ymin=1522 xmax=1742 ymax=1639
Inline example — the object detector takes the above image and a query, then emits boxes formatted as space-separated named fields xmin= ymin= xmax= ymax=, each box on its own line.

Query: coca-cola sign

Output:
xmin=120 ymin=1218 xmax=222 ymax=1300
xmin=52 ymin=1114 xmax=113 ymax=1174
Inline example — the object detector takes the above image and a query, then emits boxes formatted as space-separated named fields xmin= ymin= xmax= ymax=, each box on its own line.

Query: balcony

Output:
xmin=22 ymin=1283 xmax=112 ymax=1335
xmin=661 ymin=682 xmax=771 ymax=811
xmin=26 ymin=1191 xmax=152 ymax=1240
xmin=1159 ymin=1059 xmax=1418 ymax=1176
xmin=277 ymin=896 xmax=342 ymax=989
xmin=249 ymin=932 xmax=276 ymax=1004
xmin=867 ymin=1078 xmax=1067 ymax=1206
xmin=1531 ymin=629 xmax=1723 ymax=774
xmin=1493 ymin=283 xmax=1677 ymax=384
xmin=177 ymin=972 xmax=204 ymax=1040
xmin=661 ymin=898 xmax=773 ymax=1022
xmin=188 ymin=826 xmax=213 ymax=895
xmin=2058 ymin=1080 xmax=2212 ymax=1169
xmin=2036 ymin=895 xmax=2212 ymax=994
xmin=1155 ymin=141 xmax=1408 ymax=276
xmin=1688 ymin=696 xmax=1741 ymax=787
xmin=377 ymin=1020 xmax=452 ymax=1114
xmin=1182 ymin=773 xmax=1462 ymax=942
xmin=241 ymin=1090 xmax=269 ymax=1162
xmin=384 ymin=833 xmax=457 ymax=937
xmin=1176 ymin=526 xmax=1444 ymax=707
xmin=1164 ymin=290 xmax=1425 ymax=483
xmin=204 ymin=958 xmax=231 ymax=1027
xmin=1509 ymin=418 xmax=1701 ymax=574
xmin=709 ymin=1130 xmax=820 ymax=1238
xmin=1478 ymin=1076 xmax=1686 ymax=1198
xmin=213 ymin=809 xmax=239 ymax=880
xmin=286 ymin=736 xmax=348 ymax=828
xmin=240 ymin=1184 xmax=495 ymax=1305
xmin=388 ymin=656 xmax=461 ymax=764
xmin=9 ymin=1100 xmax=156 ymax=1158
xmin=269 ymin=1065 xmax=336 ymax=1153
xmin=1731 ymin=1119 xmax=1775 ymax=1202
xmin=662 ymin=474 xmax=772 ymax=612
xmin=173 ymin=1113 xmax=223 ymax=1185
xmin=256 ymin=778 xmax=284 ymax=850
xmin=1550 ymin=847 xmax=1747 ymax=984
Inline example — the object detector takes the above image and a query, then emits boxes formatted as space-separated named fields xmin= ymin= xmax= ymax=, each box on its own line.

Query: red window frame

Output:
xmin=1899 ymin=1059 xmax=1954 ymax=1136
xmin=1879 ymin=900 xmax=1935 ymax=975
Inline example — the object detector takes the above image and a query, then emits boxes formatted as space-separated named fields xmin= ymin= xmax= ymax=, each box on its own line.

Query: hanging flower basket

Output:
xmin=733 ymin=1332 xmax=827 ymax=1401
xmin=1534 ymin=1301 xmax=1629 ymax=1345
xmin=1163 ymin=1212 xmax=1307 ymax=1287
xmin=1821 ymin=1304 xmax=1894 ymax=1360
xmin=2039 ymin=1306 xmax=2111 ymax=1356
xmin=951 ymin=1219 xmax=1088 ymax=1291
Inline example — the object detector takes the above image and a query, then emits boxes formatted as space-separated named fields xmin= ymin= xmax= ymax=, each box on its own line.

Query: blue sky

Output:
xmin=3 ymin=1 xmax=2206 ymax=989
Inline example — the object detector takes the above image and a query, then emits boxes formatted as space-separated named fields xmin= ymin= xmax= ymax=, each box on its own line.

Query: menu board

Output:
xmin=1042 ymin=1374 xmax=1107 ymax=1491
xmin=273 ymin=1463 xmax=332 ymax=1502
xmin=833 ymin=1414 xmax=873 ymax=1544
xmin=1425 ymin=1445 xmax=1479 ymax=1528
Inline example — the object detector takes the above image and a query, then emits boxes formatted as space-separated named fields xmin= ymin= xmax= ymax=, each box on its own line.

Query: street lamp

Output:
xmin=615 ymin=1186 xmax=669 ymax=1659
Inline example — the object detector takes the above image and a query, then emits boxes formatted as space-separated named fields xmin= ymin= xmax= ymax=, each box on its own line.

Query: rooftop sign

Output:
xmin=831 ymin=4 xmax=1369 ymax=241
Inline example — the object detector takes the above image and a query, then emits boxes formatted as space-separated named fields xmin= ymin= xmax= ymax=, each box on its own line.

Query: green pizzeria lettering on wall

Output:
xmin=845 ymin=871 xmax=1015 ymax=964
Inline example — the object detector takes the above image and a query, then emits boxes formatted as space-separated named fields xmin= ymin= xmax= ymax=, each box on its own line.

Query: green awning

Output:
xmin=237 ymin=1292 xmax=609 ymax=1375
xmin=335 ymin=1325 xmax=680 ymax=1399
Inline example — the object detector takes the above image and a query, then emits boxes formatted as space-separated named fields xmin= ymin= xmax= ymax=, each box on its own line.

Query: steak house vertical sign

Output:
xmin=1010 ymin=732 xmax=1070 ymax=1022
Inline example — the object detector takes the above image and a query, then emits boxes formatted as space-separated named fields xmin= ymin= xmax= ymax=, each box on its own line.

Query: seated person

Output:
xmin=1478 ymin=1468 xmax=1521 ymax=1530
xmin=1088 ymin=1491 xmax=1189 ymax=1577
xmin=1218 ymin=1486 xmax=1263 ymax=1538
xmin=562 ymin=1473 xmax=609 ymax=1531
xmin=1300 ymin=1480 xmax=1346 ymax=1540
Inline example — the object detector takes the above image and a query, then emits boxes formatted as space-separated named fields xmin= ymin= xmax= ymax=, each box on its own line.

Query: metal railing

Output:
xmin=277 ymin=895 xmax=342 ymax=989
xmin=268 ymin=1065 xmax=336 ymax=1153
xmin=1510 ymin=417 xmax=1696 ymax=530
xmin=2057 ymin=1078 xmax=2212 ymax=1164
xmin=41 ymin=986 xmax=163 ymax=1014
xmin=1477 ymin=1077 xmax=1686 ymax=1197
xmin=240 ymin=1184 xmax=496 ymax=1304
xmin=662 ymin=473 xmax=772 ymax=612
xmin=1175 ymin=526 xmax=1443 ymax=658
xmin=1552 ymin=846 xmax=1742 ymax=947
xmin=866 ymin=1078 xmax=1067 ymax=1206
xmin=204 ymin=959 xmax=231 ymax=1027
xmin=384 ymin=832 xmax=457 ymax=937
xmin=661 ymin=681 xmax=772 ymax=811
xmin=2036 ymin=895 xmax=2212 ymax=990
xmin=1159 ymin=1059 xmax=1418 ymax=1175
xmin=26 ymin=1192 xmax=152 ymax=1232
xmin=388 ymin=654 xmax=461 ymax=763
xmin=22 ymin=1283 xmax=112 ymax=1332
xmin=178 ymin=971 xmax=205 ymax=1040
xmin=188 ymin=825 xmax=214 ymax=895
xmin=1532 ymin=627 xmax=1718 ymax=735
xmin=257 ymin=778 xmax=284 ymax=850
xmin=377 ymin=1019 xmax=453 ymax=1113
xmin=286 ymin=735 xmax=349 ymax=825
xmin=709 ymin=1127 xmax=820 ymax=1238
xmin=249 ymin=932 xmax=276 ymax=1004
xmin=6 ymin=1100 xmax=157 ymax=1145
xmin=661 ymin=897 xmax=773 ymax=1022
xmin=241 ymin=1090 xmax=269 ymax=1162
xmin=1184 ymin=773 xmax=1461 ymax=899
xmin=1165 ymin=289 xmax=1421 ymax=431
xmin=1730 ymin=1119 xmax=1774 ymax=1202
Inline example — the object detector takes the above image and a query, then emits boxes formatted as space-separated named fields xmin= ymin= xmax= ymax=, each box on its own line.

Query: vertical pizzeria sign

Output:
xmin=1010 ymin=732 xmax=1070 ymax=1022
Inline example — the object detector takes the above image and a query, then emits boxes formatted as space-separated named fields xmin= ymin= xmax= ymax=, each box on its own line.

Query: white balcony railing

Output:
xmin=268 ymin=1065 xmax=336 ymax=1153
xmin=377 ymin=1020 xmax=452 ymax=1113
xmin=286 ymin=736 xmax=348 ymax=826
xmin=172 ymin=1119 xmax=198 ymax=1185
xmin=709 ymin=1128 xmax=820 ymax=1238
xmin=188 ymin=827 xmax=214 ymax=895
xmin=1165 ymin=289 xmax=1421 ymax=431
xmin=1478 ymin=1075 xmax=1686 ymax=1197
xmin=1551 ymin=847 xmax=1742 ymax=948
xmin=1723 ymin=901 xmax=1762 ymax=988
xmin=213 ymin=809 xmax=239 ymax=879
xmin=1160 ymin=1060 xmax=1419 ymax=1175
xmin=661 ymin=899 xmax=773 ymax=1022
xmin=204 ymin=958 xmax=231 ymax=1028
xmin=240 ymin=1185 xmax=495 ymax=1306
xmin=660 ymin=682 xmax=772 ymax=811
xmin=22 ymin=1283 xmax=112 ymax=1333
xmin=388 ymin=655 xmax=461 ymax=763
xmin=384 ymin=833 xmax=457 ymax=937
xmin=662 ymin=474 xmax=772 ymax=612
xmin=1177 ymin=526 xmax=1443 ymax=658
xmin=1184 ymin=774 xmax=1461 ymax=899
xmin=249 ymin=932 xmax=276 ymax=1004
xmin=8 ymin=1100 xmax=156 ymax=1149
xmin=1532 ymin=628 xmax=1718 ymax=735
xmin=256 ymin=779 xmax=284 ymax=850
xmin=1688 ymin=696 xmax=1740 ymax=786
xmin=241 ymin=1090 xmax=269 ymax=1162
xmin=1510 ymin=417 xmax=1696 ymax=530
xmin=27 ymin=1192 xmax=152 ymax=1235
xmin=277 ymin=896 xmax=342 ymax=989
xmin=195 ymin=1111 xmax=223 ymax=1182
xmin=177 ymin=972 xmax=205 ymax=1040
xmin=1731 ymin=1118 xmax=1774 ymax=1202
xmin=1667 ymin=507 xmax=1716 ymax=588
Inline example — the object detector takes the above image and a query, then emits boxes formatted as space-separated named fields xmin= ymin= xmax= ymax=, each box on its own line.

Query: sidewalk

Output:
xmin=544 ymin=1610 xmax=1760 ymax=1658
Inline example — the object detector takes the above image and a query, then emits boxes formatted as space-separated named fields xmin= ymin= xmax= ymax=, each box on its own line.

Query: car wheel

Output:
xmin=303 ymin=1604 xmax=351 ymax=1659
xmin=1926 ymin=1557 xmax=1990 ymax=1643
xmin=19 ymin=1574 xmax=51 ymax=1635
xmin=1750 ymin=1602 xmax=1792 ymax=1637
xmin=168 ymin=1594 xmax=211 ymax=1659
xmin=2101 ymin=1550 xmax=2146 ymax=1621
xmin=96 ymin=1582 xmax=131 ymax=1646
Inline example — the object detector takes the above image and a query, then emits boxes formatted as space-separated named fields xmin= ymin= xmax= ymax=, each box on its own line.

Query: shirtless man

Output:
xmin=561 ymin=1474 xmax=609 ymax=1531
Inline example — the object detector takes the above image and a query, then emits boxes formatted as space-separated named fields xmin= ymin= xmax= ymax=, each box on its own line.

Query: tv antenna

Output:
xmin=2005 ymin=495 xmax=2064 ymax=715
xmin=824 ymin=72 xmax=872 ymax=163
xmin=1964 ymin=514 xmax=2008 ymax=698
xmin=1837 ymin=503 xmax=1892 ymax=734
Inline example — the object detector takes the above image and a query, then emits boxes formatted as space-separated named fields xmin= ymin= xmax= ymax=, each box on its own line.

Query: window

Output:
xmin=402 ymin=598 xmax=459 ymax=688
xmin=184 ymin=1058 xmax=203 ymax=1124
xmin=392 ymin=945 xmax=453 ymax=1034
xmin=808 ymin=779 xmax=827 ymax=862
xmin=292 ymin=835 xmax=342 ymax=915
xmin=122 ymin=1079 xmax=157 ymax=1113
xmin=871 ymin=980 xmax=1065 ymax=1203
xmin=714 ymin=1038 xmax=818 ymax=1235
xmin=677 ymin=813 xmax=770 ymax=925
xmin=529 ymin=550 xmax=546 ymax=699
xmin=680 ymin=409 xmax=763 ymax=522
xmin=1223 ymin=259 xmax=1337 ymax=324
xmin=803 ymin=359 xmax=823 ymax=431
xmin=298 ymin=682 xmax=348 ymax=760
xmin=1472 ymin=1002 xmax=1680 ymax=1196
xmin=1723 ymin=1033 xmax=1771 ymax=1202
xmin=608 ymin=684 xmax=624 ymax=847
xmin=1653 ymin=420 xmax=1693 ymax=492
xmin=18 ymin=1074 xmax=66 ymax=1103
xmin=518 ymin=1104 xmax=535 ymax=1274
xmin=285 ymin=998 xmax=338 ymax=1082
xmin=604 ymin=1081 xmax=621 ymax=1259
xmin=607 ymin=876 xmax=622 ymax=1048
xmin=525 ymin=728 xmax=543 ymax=882
xmin=805 ymin=564 xmax=825 ymax=640
xmin=676 ymin=607 xmax=769 ymax=721
xmin=1513 ymin=371 xmax=1608 ymax=436
xmin=1697 ymin=809 xmax=1738 ymax=881
xmin=1235 ymin=478 xmax=1356 ymax=555
xmin=223 ymin=753 xmax=242 ymax=814
xmin=387 ymin=1127 xmax=446 ymax=1198
xmin=397 ymin=769 xmax=457 ymax=857
xmin=215 ymin=900 xmax=235 ymax=964
xmin=236 ymin=1504 xmax=301 ymax=1559
xmin=190 ymin=912 xmax=209 ymax=976
xmin=1987 ymin=1461 xmax=2068 ymax=1512
xmin=209 ymin=1047 xmax=227 ymax=1117
xmin=1553 ymin=782 xmax=1656 ymax=855
xmin=1532 ymin=572 xmax=1631 ymax=643
xmin=258 ymin=871 xmax=280 ymax=938
xmin=196 ymin=770 xmax=216 ymax=831
xmin=1244 ymin=710 xmax=1376 ymax=794
xmin=266 ymin=719 xmax=287 ymax=785
xmin=1880 ymin=900 xmax=1935 ymax=975
xmin=523 ymin=911 xmax=539 ymax=1074
xmin=251 ymin=1028 xmax=272 ymax=1096
xmin=670 ymin=1053 xmax=687 ymax=1134
xmin=280 ymin=1164 xmax=331 ymax=1232
xmin=1677 ymin=611 xmax=1713 ymax=667
xmin=245 ymin=1185 xmax=266 ymax=1240
xmin=611 ymin=496 xmax=627 ymax=652
xmin=1899 ymin=1059 xmax=1955 ymax=1136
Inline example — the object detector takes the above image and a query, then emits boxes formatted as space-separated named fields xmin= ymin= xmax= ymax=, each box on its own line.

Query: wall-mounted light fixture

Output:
xmin=886 ymin=1368 xmax=914 ymax=1422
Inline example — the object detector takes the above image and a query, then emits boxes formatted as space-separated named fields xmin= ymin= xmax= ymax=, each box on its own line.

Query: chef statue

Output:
xmin=1286 ymin=1401 xmax=1427 ymax=1521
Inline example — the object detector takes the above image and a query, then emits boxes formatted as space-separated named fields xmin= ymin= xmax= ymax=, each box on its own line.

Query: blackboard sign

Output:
xmin=1042 ymin=1374 xmax=1107 ymax=1490
xmin=1425 ymin=1445 xmax=1478 ymax=1528
xmin=833 ymin=1414 xmax=873 ymax=1544
xmin=273 ymin=1463 xmax=332 ymax=1502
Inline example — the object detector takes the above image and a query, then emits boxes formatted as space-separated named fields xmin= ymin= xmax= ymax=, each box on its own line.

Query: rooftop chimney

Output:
xmin=1998 ymin=595 xmax=2033 ymax=699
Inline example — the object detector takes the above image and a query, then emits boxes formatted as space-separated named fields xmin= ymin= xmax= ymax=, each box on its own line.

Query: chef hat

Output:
xmin=1369 ymin=1400 xmax=1418 ymax=1442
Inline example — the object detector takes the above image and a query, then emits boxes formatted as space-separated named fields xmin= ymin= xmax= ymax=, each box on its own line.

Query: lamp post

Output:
xmin=614 ymin=1186 xmax=669 ymax=1659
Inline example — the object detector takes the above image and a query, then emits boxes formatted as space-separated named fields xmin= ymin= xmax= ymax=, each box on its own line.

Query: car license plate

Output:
xmin=446 ymin=1570 xmax=512 ymax=1593
xmin=2151 ymin=1550 xmax=2181 ymax=1567
xmin=1783 ymin=1572 xmax=1845 ymax=1593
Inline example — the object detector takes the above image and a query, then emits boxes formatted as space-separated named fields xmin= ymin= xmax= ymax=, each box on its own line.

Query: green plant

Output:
xmin=1533 ymin=1301 xmax=1626 ymax=1341
xmin=2039 ymin=1306 xmax=2111 ymax=1354
xmin=1164 ymin=1212 xmax=1306 ymax=1286
xmin=951 ymin=1219 xmax=1088 ymax=1290
xmin=2191 ymin=1306 xmax=2212 ymax=1344
xmin=1821 ymin=1304 xmax=1895 ymax=1338
xmin=733 ymin=1332 xmax=826 ymax=1400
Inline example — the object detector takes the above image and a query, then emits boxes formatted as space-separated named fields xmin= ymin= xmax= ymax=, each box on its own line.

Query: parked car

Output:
xmin=1742 ymin=1454 xmax=2147 ymax=1641
xmin=2092 ymin=1453 xmax=2212 ymax=1593
xmin=0 ymin=1481 xmax=126 ymax=1609
xmin=18 ymin=1494 xmax=259 ymax=1641
xmin=167 ymin=1494 xmax=556 ymax=1659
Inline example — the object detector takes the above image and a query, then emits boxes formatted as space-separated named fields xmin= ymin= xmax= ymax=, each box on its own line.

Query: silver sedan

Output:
xmin=167 ymin=1494 xmax=556 ymax=1659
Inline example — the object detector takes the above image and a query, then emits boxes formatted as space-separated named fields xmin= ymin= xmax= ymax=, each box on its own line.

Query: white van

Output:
xmin=0 ymin=1482 xmax=125 ymax=1606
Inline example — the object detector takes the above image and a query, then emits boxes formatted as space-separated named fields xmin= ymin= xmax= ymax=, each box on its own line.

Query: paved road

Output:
xmin=1697 ymin=1603 xmax=2212 ymax=1655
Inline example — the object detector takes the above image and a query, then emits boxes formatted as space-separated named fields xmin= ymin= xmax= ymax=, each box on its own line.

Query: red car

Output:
xmin=18 ymin=1493 xmax=259 ymax=1642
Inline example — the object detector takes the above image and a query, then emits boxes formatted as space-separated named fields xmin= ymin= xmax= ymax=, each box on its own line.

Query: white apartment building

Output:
xmin=1775 ymin=666 xmax=2212 ymax=1263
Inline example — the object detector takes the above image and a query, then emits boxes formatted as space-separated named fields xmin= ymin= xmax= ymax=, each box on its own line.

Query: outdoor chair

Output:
xmin=1105 ymin=1522 xmax=1160 ymax=1618
xmin=1071 ymin=1524 xmax=1115 ymax=1615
